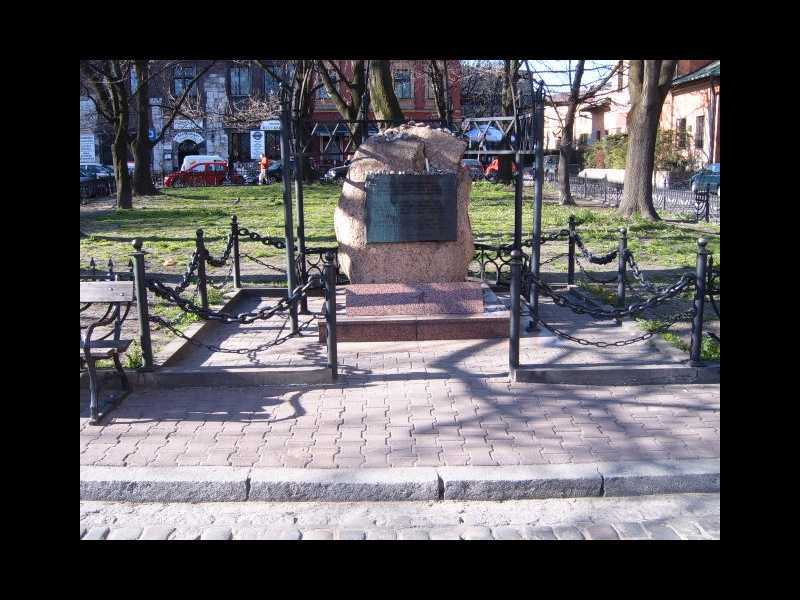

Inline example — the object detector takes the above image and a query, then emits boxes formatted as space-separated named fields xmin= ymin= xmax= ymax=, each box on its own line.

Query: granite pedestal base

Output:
xmin=318 ymin=282 xmax=510 ymax=343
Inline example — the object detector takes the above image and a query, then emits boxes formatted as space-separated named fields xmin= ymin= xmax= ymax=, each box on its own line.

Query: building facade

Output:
xmin=80 ymin=60 xmax=462 ymax=176
xmin=540 ymin=60 xmax=720 ymax=170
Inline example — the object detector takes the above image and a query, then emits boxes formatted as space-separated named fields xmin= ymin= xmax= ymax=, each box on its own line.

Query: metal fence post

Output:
xmin=131 ymin=238 xmax=154 ymax=371
xmin=323 ymin=251 xmax=338 ymax=380
xmin=567 ymin=215 xmax=576 ymax=285
xmin=584 ymin=173 xmax=587 ymax=198
xmin=509 ymin=249 xmax=522 ymax=375
xmin=279 ymin=100 xmax=299 ymax=335
xmin=107 ymin=258 xmax=115 ymax=281
xmin=231 ymin=215 xmax=241 ymax=288
xmin=604 ymin=175 xmax=608 ymax=205
xmin=195 ymin=228 xmax=209 ymax=310
xmin=689 ymin=238 xmax=709 ymax=366
xmin=89 ymin=257 xmax=97 ymax=281
xmin=705 ymin=184 xmax=711 ymax=222
xmin=616 ymin=228 xmax=627 ymax=325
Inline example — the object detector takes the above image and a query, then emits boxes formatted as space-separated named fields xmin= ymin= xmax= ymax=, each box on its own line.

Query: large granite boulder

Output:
xmin=334 ymin=123 xmax=473 ymax=284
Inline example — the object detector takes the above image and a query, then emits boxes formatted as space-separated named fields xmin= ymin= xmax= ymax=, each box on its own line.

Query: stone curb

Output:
xmin=79 ymin=466 xmax=250 ymax=502
xmin=513 ymin=364 xmax=720 ymax=385
xmin=80 ymin=459 xmax=718 ymax=503
xmin=249 ymin=467 xmax=440 ymax=501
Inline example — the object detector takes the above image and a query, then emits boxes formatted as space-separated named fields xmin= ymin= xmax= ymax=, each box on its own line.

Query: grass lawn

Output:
xmin=80 ymin=180 xmax=720 ymax=272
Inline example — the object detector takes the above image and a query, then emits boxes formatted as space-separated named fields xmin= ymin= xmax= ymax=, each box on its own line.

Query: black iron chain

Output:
xmin=145 ymin=276 xmax=319 ymax=324
xmin=527 ymin=272 xmax=694 ymax=320
xmin=576 ymin=255 xmax=619 ymax=284
xmin=205 ymin=235 xmax=235 ymax=267
xmin=207 ymin=261 xmax=235 ymax=290
xmin=237 ymin=227 xmax=287 ymax=250
xmin=523 ymin=301 xmax=695 ymax=348
xmin=573 ymin=233 xmax=618 ymax=265
xmin=242 ymin=253 xmax=287 ymax=273
xmin=149 ymin=311 xmax=319 ymax=358
xmin=540 ymin=252 xmax=569 ymax=266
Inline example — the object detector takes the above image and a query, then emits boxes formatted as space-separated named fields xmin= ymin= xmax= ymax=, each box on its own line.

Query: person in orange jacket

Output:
xmin=258 ymin=153 xmax=271 ymax=185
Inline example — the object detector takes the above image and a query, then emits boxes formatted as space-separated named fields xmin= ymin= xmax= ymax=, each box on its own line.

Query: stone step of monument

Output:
xmin=321 ymin=283 xmax=510 ymax=343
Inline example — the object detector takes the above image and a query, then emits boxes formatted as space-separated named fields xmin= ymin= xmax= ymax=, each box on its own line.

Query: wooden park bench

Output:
xmin=80 ymin=281 xmax=134 ymax=425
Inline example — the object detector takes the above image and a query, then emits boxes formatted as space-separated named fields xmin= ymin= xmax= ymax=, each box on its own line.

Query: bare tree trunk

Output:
xmin=558 ymin=61 xmax=585 ymax=205
xmin=618 ymin=60 xmax=677 ymax=220
xmin=368 ymin=60 xmax=403 ymax=123
xmin=112 ymin=117 xmax=133 ymax=209
xmin=619 ymin=104 xmax=660 ymax=219
xmin=497 ymin=60 xmax=521 ymax=184
xmin=132 ymin=60 xmax=157 ymax=196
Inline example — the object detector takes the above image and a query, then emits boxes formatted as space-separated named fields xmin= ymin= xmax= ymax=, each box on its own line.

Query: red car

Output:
xmin=164 ymin=160 xmax=243 ymax=188
xmin=484 ymin=158 xmax=517 ymax=182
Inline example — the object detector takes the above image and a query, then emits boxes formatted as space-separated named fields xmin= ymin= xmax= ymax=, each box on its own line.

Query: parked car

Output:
xmin=461 ymin=159 xmax=484 ymax=181
xmin=81 ymin=163 xmax=114 ymax=178
xmin=321 ymin=161 xmax=350 ymax=184
xmin=690 ymin=163 xmax=720 ymax=194
xmin=163 ymin=159 xmax=244 ymax=188
xmin=484 ymin=158 xmax=517 ymax=183
xmin=264 ymin=159 xmax=295 ymax=184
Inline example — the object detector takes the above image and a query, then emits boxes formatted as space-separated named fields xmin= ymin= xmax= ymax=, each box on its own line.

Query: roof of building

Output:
xmin=672 ymin=60 xmax=720 ymax=87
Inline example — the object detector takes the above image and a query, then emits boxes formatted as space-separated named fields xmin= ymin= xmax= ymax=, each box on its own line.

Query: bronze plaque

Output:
xmin=365 ymin=173 xmax=458 ymax=243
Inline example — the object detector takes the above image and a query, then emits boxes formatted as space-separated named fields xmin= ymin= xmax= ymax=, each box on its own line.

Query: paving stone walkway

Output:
xmin=81 ymin=372 xmax=719 ymax=468
xmin=80 ymin=492 xmax=720 ymax=540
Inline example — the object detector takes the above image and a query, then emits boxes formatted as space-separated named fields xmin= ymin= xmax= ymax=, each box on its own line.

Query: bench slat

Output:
xmin=80 ymin=281 xmax=135 ymax=303
xmin=80 ymin=339 xmax=132 ymax=358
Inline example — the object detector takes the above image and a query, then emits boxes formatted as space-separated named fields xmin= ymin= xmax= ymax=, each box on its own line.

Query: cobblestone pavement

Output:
xmin=81 ymin=377 xmax=719 ymax=469
xmin=80 ymin=492 xmax=719 ymax=540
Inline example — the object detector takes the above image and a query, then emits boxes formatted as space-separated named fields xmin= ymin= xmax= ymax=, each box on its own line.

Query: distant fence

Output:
xmin=544 ymin=175 xmax=719 ymax=223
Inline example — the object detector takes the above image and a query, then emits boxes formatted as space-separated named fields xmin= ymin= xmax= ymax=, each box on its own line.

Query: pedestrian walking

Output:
xmin=258 ymin=153 xmax=271 ymax=185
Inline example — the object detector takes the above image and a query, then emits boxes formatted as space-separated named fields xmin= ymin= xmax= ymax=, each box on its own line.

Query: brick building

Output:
xmin=538 ymin=60 xmax=720 ymax=170
xmin=80 ymin=60 xmax=462 ymax=176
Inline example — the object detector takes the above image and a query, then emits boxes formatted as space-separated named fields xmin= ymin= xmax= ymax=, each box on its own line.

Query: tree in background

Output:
xmin=422 ymin=60 xmax=453 ymax=125
xmin=526 ymin=60 xmax=621 ymax=205
xmin=459 ymin=60 xmax=504 ymax=118
xmin=618 ymin=60 xmax=677 ymax=219
xmin=316 ymin=60 xmax=368 ymax=142
xmin=80 ymin=60 xmax=134 ymax=209
xmin=368 ymin=60 xmax=404 ymax=123
xmin=495 ymin=60 xmax=522 ymax=184
xmin=255 ymin=60 xmax=321 ymax=182
xmin=130 ymin=60 xmax=213 ymax=196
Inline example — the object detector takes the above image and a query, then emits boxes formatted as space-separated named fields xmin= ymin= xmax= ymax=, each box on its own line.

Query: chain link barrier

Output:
xmin=237 ymin=227 xmax=287 ymax=250
xmin=576 ymin=255 xmax=619 ymax=284
xmin=522 ymin=297 xmax=695 ymax=348
xmin=205 ymin=235 xmax=235 ymax=268
xmin=526 ymin=271 xmax=694 ymax=321
xmin=573 ymin=233 xmax=618 ymax=265
xmin=242 ymin=253 xmax=287 ymax=274
xmin=145 ymin=275 xmax=319 ymax=324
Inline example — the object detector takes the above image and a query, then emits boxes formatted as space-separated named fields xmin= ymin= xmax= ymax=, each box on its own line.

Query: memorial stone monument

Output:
xmin=321 ymin=123 xmax=509 ymax=342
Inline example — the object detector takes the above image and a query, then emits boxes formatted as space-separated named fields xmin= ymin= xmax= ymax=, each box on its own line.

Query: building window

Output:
xmin=229 ymin=132 xmax=251 ymax=163
xmin=578 ymin=133 xmax=589 ymax=145
xmin=394 ymin=69 xmax=412 ymax=99
xmin=695 ymin=115 xmax=705 ymax=149
xmin=174 ymin=64 xmax=197 ymax=98
xmin=130 ymin=69 xmax=138 ymax=94
xmin=264 ymin=71 xmax=280 ymax=97
xmin=676 ymin=118 xmax=687 ymax=149
xmin=595 ymin=130 xmax=602 ymax=141
xmin=230 ymin=67 xmax=251 ymax=97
